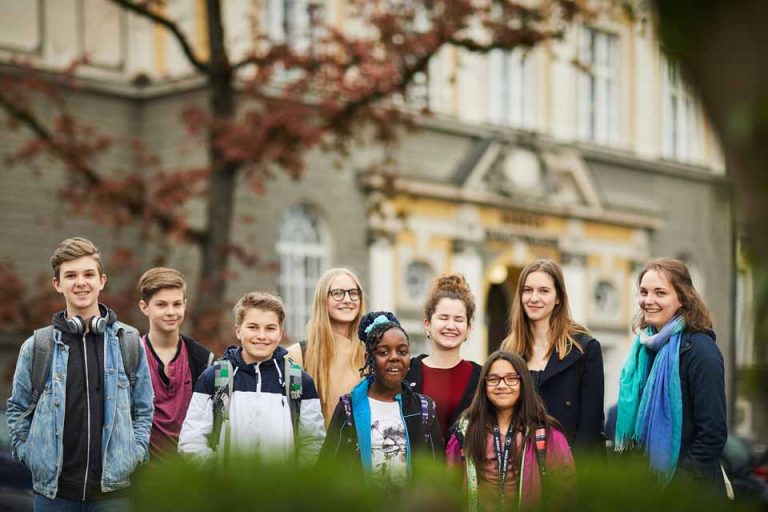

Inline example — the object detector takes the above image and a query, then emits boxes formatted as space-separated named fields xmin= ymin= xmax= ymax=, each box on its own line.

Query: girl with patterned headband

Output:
xmin=319 ymin=311 xmax=443 ymax=481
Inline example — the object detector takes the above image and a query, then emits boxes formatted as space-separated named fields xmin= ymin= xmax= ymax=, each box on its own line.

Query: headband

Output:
xmin=364 ymin=314 xmax=393 ymax=335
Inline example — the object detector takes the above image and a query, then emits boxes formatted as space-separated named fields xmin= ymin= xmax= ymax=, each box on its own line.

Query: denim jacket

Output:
xmin=6 ymin=321 xmax=154 ymax=499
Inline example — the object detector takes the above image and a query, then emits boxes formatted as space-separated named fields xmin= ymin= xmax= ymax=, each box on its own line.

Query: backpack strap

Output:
xmin=117 ymin=326 xmax=141 ymax=387
xmin=457 ymin=418 xmax=479 ymax=512
xmin=534 ymin=426 xmax=548 ymax=477
xmin=419 ymin=394 xmax=431 ymax=444
xmin=16 ymin=327 xmax=56 ymax=427
xmin=284 ymin=356 xmax=303 ymax=440
xmin=340 ymin=394 xmax=353 ymax=427
xmin=211 ymin=358 xmax=234 ymax=451
xmin=298 ymin=340 xmax=307 ymax=362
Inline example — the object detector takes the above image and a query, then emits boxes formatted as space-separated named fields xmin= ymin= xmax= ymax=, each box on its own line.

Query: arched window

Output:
xmin=277 ymin=204 xmax=329 ymax=339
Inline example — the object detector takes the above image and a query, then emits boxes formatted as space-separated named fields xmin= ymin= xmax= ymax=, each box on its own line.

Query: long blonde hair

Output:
xmin=500 ymin=259 xmax=587 ymax=361
xmin=303 ymin=268 xmax=366 ymax=414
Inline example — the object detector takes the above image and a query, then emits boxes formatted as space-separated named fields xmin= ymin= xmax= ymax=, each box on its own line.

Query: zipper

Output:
xmin=81 ymin=332 xmax=92 ymax=501
xmin=254 ymin=362 xmax=261 ymax=393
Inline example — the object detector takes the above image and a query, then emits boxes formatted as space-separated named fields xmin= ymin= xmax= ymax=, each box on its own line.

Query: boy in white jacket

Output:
xmin=178 ymin=292 xmax=325 ymax=463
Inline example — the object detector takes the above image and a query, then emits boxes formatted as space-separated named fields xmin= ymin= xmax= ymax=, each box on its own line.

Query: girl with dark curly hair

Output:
xmin=319 ymin=311 xmax=443 ymax=481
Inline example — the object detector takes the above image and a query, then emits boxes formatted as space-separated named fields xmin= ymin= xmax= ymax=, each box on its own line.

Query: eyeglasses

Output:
xmin=485 ymin=375 xmax=521 ymax=387
xmin=328 ymin=288 xmax=361 ymax=302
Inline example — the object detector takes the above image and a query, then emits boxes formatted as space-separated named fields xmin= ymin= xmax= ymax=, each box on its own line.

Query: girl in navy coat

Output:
xmin=500 ymin=260 xmax=605 ymax=451
xmin=615 ymin=258 xmax=727 ymax=487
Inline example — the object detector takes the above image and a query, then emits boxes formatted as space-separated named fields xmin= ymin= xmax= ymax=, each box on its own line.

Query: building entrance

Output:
xmin=485 ymin=265 xmax=522 ymax=354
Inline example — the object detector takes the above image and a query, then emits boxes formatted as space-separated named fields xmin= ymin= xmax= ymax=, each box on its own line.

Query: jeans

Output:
xmin=33 ymin=494 xmax=131 ymax=512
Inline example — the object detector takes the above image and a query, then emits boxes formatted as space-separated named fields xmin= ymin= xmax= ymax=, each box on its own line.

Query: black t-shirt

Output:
xmin=52 ymin=312 xmax=109 ymax=501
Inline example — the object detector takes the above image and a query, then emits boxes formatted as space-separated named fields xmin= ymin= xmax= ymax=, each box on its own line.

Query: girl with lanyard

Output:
xmin=319 ymin=311 xmax=443 ymax=482
xmin=287 ymin=267 xmax=367 ymax=426
xmin=615 ymin=259 xmax=727 ymax=488
xmin=500 ymin=259 xmax=605 ymax=451
xmin=406 ymin=273 xmax=482 ymax=441
xmin=446 ymin=351 xmax=574 ymax=511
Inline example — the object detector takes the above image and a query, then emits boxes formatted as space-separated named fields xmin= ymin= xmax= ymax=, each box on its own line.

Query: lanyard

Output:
xmin=492 ymin=424 xmax=515 ymax=494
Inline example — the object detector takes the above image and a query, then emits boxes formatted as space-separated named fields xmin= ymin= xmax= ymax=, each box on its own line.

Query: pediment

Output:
xmin=458 ymin=139 xmax=602 ymax=211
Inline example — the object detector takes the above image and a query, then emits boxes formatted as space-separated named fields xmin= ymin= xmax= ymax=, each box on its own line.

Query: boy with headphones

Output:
xmin=6 ymin=237 xmax=154 ymax=512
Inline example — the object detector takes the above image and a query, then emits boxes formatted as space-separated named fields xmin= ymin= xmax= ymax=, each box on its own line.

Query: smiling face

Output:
xmin=372 ymin=329 xmax=411 ymax=391
xmin=53 ymin=256 xmax=107 ymax=319
xmin=326 ymin=273 xmax=361 ymax=334
xmin=140 ymin=287 xmax=186 ymax=337
xmin=425 ymin=297 xmax=470 ymax=351
xmin=485 ymin=359 xmax=521 ymax=413
xmin=639 ymin=269 xmax=683 ymax=330
xmin=521 ymin=271 xmax=559 ymax=324
xmin=236 ymin=307 xmax=283 ymax=363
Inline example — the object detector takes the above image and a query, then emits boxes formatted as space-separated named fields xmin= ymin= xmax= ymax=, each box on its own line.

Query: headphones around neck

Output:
xmin=67 ymin=314 xmax=106 ymax=335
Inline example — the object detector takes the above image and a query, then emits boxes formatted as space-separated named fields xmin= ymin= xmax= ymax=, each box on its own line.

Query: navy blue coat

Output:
xmin=535 ymin=333 xmax=605 ymax=450
xmin=676 ymin=330 xmax=727 ymax=483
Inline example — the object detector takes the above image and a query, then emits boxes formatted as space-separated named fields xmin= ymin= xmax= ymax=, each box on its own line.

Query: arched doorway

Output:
xmin=485 ymin=265 xmax=522 ymax=353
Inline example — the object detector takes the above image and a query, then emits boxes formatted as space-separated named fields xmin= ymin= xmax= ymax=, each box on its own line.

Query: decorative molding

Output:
xmin=360 ymin=171 xmax=663 ymax=230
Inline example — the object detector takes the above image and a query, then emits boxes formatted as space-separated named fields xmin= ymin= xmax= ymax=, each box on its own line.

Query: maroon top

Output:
xmin=421 ymin=360 xmax=474 ymax=437
xmin=143 ymin=335 xmax=193 ymax=458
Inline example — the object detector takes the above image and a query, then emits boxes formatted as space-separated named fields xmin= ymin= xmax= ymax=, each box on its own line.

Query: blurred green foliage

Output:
xmin=131 ymin=453 xmax=763 ymax=511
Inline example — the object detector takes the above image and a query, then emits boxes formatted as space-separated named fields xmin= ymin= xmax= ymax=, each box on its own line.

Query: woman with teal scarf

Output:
xmin=615 ymin=258 xmax=727 ymax=488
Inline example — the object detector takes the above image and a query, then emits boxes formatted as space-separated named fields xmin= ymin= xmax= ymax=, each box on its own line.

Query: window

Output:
xmin=264 ymin=0 xmax=312 ymax=51
xmin=488 ymin=49 xmax=536 ymax=128
xmin=662 ymin=59 xmax=698 ymax=162
xmin=277 ymin=205 xmax=329 ymax=339
xmin=578 ymin=28 xmax=619 ymax=144
xmin=399 ymin=2 xmax=448 ymax=113
xmin=404 ymin=261 xmax=434 ymax=300
xmin=0 ymin=0 xmax=41 ymax=52
xmin=404 ymin=49 xmax=450 ymax=113
xmin=593 ymin=280 xmax=619 ymax=317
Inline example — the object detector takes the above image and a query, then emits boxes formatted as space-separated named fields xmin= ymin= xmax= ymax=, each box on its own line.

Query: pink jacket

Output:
xmin=446 ymin=425 xmax=574 ymax=510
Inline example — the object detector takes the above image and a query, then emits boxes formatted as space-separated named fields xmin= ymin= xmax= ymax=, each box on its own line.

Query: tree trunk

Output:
xmin=198 ymin=0 xmax=239 ymax=317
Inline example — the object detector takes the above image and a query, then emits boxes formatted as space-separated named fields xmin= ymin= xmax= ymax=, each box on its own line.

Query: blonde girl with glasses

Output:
xmin=446 ymin=351 xmax=574 ymax=511
xmin=287 ymin=268 xmax=367 ymax=425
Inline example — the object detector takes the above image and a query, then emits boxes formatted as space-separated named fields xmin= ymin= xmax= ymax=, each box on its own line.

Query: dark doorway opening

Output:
xmin=487 ymin=283 xmax=510 ymax=353
xmin=485 ymin=265 xmax=522 ymax=354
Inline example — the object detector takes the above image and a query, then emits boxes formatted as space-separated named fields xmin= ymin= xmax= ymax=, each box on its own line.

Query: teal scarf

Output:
xmin=615 ymin=317 xmax=685 ymax=483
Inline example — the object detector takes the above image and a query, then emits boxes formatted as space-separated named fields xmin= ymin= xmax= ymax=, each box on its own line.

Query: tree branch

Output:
xmin=0 ymin=88 xmax=207 ymax=245
xmin=232 ymin=55 xmax=265 ymax=72
xmin=449 ymin=31 xmax=560 ymax=53
xmin=108 ymin=0 xmax=210 ymax=75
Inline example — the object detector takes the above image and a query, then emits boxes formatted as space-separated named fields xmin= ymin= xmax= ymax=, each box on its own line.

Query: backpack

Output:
xmin=210 ymin=356 xmax=303 ymax=452
xmin=16 ymin=324 xmax=142 ymax=424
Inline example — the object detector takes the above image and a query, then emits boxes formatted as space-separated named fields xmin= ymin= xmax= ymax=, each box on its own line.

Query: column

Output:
xmin=368 ymin=235 xmax=395 ymax=311
xmin=561 ymin=252 xmax=588 ymax=325
xmin=452 ymin=245 xmax=486 ymax=364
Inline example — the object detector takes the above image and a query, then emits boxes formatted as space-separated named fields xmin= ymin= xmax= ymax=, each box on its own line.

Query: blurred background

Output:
xmin=0 ymin=0 xmax=764 ymax=460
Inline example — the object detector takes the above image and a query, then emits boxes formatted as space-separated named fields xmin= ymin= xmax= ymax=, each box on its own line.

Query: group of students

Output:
xmin=6 ymin=237 xmax=728 ymax=511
